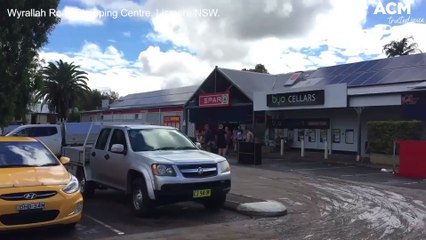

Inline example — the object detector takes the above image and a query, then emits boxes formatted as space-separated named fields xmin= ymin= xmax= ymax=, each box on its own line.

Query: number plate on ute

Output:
xmin=193 ymin=189 xmax=211 ymax=198
xmin=16 ymin=202 xmax=46 ymax=211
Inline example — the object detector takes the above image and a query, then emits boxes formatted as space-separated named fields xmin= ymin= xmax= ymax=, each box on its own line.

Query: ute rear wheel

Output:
xmin=131 ymin=177 xmax=154 ymax=217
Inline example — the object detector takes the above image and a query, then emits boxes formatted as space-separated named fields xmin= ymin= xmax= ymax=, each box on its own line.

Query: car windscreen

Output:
xmin=128 ymin=128 xmax=197 ymax=152
xmin=0 ymin=141 xmax=59 ymax=168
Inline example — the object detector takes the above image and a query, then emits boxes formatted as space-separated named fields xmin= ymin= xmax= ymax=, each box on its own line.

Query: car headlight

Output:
xmin=152 ymin=164 xmax=176 ymax=176
xmin=63 ymin=175 xmax=80 ymax=194
xmin=218 ymin=160 xmax=231 ymax=173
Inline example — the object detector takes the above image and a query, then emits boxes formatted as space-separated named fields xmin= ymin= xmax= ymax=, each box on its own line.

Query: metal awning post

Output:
xmin=354 ymin=107 xmax=364 ymax=162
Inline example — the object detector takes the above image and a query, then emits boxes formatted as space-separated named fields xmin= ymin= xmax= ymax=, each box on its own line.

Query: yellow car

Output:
xmin=0 ymin=137 xmax=83 ymax=231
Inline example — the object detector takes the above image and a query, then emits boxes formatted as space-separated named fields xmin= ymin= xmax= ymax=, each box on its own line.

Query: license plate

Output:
xmin=16 ymin=202 xmax=46 ymax=211
xmin=193 ymin=189 xmax=211 ymax=198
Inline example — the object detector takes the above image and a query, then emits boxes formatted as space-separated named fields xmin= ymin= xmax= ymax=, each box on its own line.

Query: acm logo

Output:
xmin=373 ymin=1 xmax=411 ymax=15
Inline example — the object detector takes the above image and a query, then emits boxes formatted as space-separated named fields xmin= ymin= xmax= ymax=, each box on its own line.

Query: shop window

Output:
xmin=307 ymin=129 xmax=316 ymax=142
xmin=320 ymin=129 xmax=327 ymax=143
xmin=297 ymin=129 xmax=304 ymax=141
xmin=332 ymin=129 xmax=341 ymax=143
xmin=345 ymin=129 xmax=354 ymax=144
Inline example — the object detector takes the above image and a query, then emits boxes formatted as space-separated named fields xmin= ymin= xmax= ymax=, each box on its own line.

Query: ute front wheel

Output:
xmin=131 ymin=178 xmax=154 ymax=217
xmin=203 ymin=193 xmax=226 ymax=210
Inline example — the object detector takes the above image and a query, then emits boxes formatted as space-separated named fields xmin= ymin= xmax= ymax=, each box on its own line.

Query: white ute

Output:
xmin=65 ymin=124 xmax=231 ymax=217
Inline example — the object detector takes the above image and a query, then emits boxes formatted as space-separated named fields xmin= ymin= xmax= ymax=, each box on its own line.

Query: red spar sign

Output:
xmin=199 ymin=92 xmax=230 ymax=107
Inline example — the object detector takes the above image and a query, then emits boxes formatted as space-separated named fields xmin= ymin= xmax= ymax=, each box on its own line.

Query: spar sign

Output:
xmin=199 ymin=92 xmax=230 ymax=107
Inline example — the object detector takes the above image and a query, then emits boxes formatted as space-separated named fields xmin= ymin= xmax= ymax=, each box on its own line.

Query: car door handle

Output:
xmin=91 ymin=152 xmax=96 ymax=157
xmin=104 ymin=154 xmax=110 ymax=160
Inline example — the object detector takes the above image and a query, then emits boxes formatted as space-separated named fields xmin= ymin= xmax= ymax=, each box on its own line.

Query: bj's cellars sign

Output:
xmin=267 ymin=90 xmax=325 ymax=107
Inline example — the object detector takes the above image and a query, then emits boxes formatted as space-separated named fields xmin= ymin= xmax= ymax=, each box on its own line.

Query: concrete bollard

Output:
xmin=324 ymin=140 xmax=328 ymax=159
xmin=301 ymin=138 xmax=305 ymax=157
xmin=280 ymin=139 xmax=284 ymax=156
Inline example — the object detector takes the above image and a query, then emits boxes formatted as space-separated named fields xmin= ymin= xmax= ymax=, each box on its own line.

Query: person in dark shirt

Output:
xmin=216 ymin=124 xmax=226 ymax=156
xmin=224 ymin=126 xmax=232 ymax=156
xmin=203 ymin=124 xmax=215 ymax=152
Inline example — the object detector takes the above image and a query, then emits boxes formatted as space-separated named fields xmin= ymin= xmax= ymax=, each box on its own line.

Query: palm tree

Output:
xmin=383 ymin=36 xmax=421 ymax=58
xmin=36 ymin=60 xmax=90 ymax=121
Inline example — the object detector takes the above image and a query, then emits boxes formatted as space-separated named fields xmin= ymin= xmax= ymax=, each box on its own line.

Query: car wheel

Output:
xmin=77 ymin=170 xmax=95 ymax=198
xmin=203 ymin=193 xmax=226 ymax=210
xmin=62 ymin=222 xmax=77 ymax=231
xmin=131 ymin=178 xmax=154 ymax=217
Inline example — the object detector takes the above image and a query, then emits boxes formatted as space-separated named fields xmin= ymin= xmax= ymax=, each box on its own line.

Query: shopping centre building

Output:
xmin=81 ymin=53 xmax=426 ymax=158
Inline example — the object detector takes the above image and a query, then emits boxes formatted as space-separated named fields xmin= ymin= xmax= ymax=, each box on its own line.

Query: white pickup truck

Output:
xmin=63 ymin=124 xmax=231 ymax=217
xmin=6 ymin=123 xmax=100 ymax=156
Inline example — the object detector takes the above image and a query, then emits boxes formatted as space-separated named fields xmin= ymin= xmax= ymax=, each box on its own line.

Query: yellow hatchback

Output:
xmin=0 ymin=137 xmax=83 ymax=231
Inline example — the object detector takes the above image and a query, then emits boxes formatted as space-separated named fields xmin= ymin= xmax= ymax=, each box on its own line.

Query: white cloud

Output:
xmin=39 ymin=43 xmax=213 ymax=96
xmin=137 ymin=46 xmax=212 ymax=88
xmin=123 ymin=31 xmax=131 ymax=37
xmin=59 ymin=6 xmax=104 ymax=26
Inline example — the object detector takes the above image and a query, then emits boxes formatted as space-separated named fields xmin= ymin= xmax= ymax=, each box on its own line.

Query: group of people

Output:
xmin=197 ymin=123 xmax=254 ymax=156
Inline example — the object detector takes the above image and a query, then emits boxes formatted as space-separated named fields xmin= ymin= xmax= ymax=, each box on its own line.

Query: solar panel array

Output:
xmin=309 ymin=54 xmax=426 ymax=87
xmin=109 ymin=85 xmax=199 ymax=110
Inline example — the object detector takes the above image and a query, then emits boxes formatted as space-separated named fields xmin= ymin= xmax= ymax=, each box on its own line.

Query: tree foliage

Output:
xmin=36 ymin=60 xmax=91 ymax=121
xmin=242 ymin=63 xmax=269 ymax=74
xmin=76 ymin=89 xmax=120 ymax=111
xmin=383 ymin=36 xmax=421 ymax=58
xmin=0 ymin=0 xmax=60 ymax=126
xmin=368 ymin=121 xmax=423 ymax=154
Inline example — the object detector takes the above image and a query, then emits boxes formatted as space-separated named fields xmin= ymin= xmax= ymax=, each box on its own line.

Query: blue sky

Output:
xmin=32 ymin=0 xmax=426 ymax=96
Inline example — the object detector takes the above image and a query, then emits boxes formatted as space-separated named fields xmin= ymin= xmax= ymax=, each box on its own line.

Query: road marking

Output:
xmin=403 ymin=182 xmax=419 ymax=185
xmin=341 ymin=173 xmax=386 ymax=177
xmin=86 ymin=214 xmax=125 ymax=235
xmin=300 ymin=166 xmax=354 ymax=171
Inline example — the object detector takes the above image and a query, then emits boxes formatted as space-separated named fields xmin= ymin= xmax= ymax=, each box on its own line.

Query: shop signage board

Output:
xmin=267 ymin=118 xmax=330 ymax=129
xmin=267 ymin=90 xmax=325 ymax=107
xmin=401 ymin=91 xmax=426 ymax=105
xmin=163 ymin=116 xmax=181 ymax=129
xmin=199 ymin=92 xmax=230 ymax=107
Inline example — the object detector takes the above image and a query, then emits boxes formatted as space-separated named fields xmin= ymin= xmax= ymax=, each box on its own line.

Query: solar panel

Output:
xmin=358 ymin=70 xmax=389 ymax=86
xmin=343 ymin=61 xmax=370 ymax=75
xmin=365 ymin=59 xmax=390 ymax=72
xmin=329 ymin=63 xmax=353 ymax=76
xmin=410 ymin=68 xmax=426 ymax=80
xmin=335 ymin=73 xmax=355 ymax=85
xmin=347 ymin=72 xmax=376 ymax=86
xmin=355 ymin=60 xmax=377 ymax=72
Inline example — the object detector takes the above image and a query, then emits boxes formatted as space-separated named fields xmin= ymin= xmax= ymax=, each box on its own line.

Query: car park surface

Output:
xmin=2 ymin=156 xmax=425 ymax=240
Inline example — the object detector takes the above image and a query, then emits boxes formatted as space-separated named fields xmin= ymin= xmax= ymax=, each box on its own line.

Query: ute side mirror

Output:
xmin=59 ymin=156 xmax=70 ymax=165
xmin=111 ymin=144 xmax=125 ymax=154
xmin=195 ymin=142 xmax=202 ymax=149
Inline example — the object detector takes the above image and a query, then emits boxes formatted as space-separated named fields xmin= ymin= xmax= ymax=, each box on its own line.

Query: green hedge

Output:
xmin=367 ymin=121 xmax=423 ymax=154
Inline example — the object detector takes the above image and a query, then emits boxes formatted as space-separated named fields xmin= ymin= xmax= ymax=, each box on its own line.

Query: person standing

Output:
xmin=203 ymin=124 xmax=215 ymax=152
xmin=224 ymin=126 xmax=232 ymax=156
xmin=245 ymin=127 xmax=254 ymax=143
xmin=216 ymin=124 xmax=227 ymax=156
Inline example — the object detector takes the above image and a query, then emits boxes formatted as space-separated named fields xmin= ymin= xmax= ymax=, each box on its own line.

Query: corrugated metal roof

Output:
xmin=218 ymin=68 xmax=277 ymax=100
xmin=109 ymin=85 xmax=199 ymax=110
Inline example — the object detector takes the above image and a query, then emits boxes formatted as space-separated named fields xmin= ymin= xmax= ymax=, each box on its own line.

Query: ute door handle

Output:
xmin=104 ymin=154 xmax=110 ymax=160
xmin=91 ymin=152 xmax=96 ymax=157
